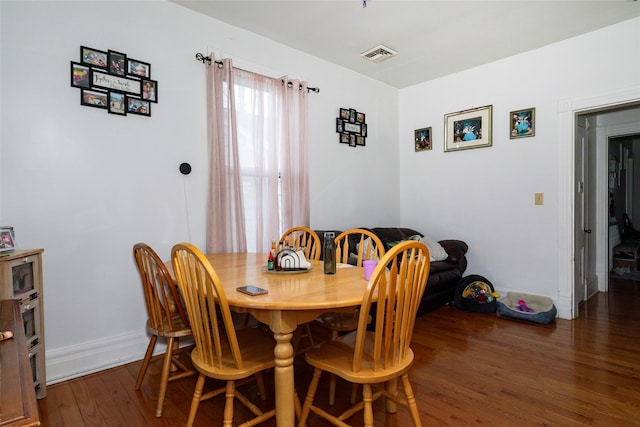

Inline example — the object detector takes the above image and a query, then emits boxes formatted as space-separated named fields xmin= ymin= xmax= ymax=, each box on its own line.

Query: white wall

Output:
xmin=0 ymin=0 xmax=399 ymax=383
xmin=398 ymin=17 xmax=640 ymax=317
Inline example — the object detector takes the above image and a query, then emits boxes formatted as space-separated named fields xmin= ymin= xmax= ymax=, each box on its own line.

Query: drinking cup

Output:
xmin=363 ymin=260 xmax=378 ymax=281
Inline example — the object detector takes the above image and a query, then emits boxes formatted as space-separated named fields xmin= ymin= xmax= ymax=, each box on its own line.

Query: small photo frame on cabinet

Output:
xmin=414 ymin=127 xmax=432 ymax=152
xmin=510 ymin=107 xmax=535 ymax=139
xmin=0 ymin=227 xmax=16 ymax=253
xmin=444 ymin=105 xmax=493 ymax=152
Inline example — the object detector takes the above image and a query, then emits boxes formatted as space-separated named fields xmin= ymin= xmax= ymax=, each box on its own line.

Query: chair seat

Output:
xmin=315 ymin=310 xmax=360 ymax=333
xmin=191 ymin=327 xmax=275 ymax=380
xmin=147 ymin=314 xmax=192 ymax=338
xmin=305 ymin=331 xmax=414 ymax=384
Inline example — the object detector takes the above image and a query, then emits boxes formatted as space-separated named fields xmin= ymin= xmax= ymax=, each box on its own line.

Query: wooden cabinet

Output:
xmin=0 ymin=299 xmax=41 ymax=426
xmin=0 ymin=249 xmax=46 ymax=399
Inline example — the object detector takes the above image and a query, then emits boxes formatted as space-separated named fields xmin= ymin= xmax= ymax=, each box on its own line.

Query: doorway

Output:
xmin=573 ymin=104 xmax=640 ymax=316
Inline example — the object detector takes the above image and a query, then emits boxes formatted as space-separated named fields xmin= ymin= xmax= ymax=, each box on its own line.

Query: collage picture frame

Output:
xmin=71 ymin=46 xmax=158 ymax=117
xmin=336 ymin=107 xmax=367 ymax=147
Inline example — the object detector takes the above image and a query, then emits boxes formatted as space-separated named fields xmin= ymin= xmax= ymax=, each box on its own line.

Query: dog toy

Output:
xmin=516 ymin=299 xmax=534 ymax=313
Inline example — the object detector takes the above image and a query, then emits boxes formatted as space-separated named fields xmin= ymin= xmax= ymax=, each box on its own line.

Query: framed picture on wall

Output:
xmin=108 ymin=92 xmax=127 ymax=116
xmin=108 ymin=50 xmax=127 ymax=76
xmin=81 ymin=46 xmax=107 ymax=68
xmin=141 ymin=79 xmax=158 ymax=102
xmin=510 ymin=107 xmax=536 ymax=139
xmin=80 ymin=89 xmax=108 ymax=109
xmin=70 ymin=62 xmax=91 ymax=88
xmin=444 ymin=105 xmax=493 ymax=152
xmin=127 ymin=58 xmax=151 ymax=78
xmin=414 ymin=127 xmax=432 ymax=151
xmin=127 ymin=98 xmax=151 ymax=116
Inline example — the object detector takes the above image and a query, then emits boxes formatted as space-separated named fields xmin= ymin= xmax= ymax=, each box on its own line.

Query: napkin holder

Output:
xmin=276 ymin=248 xmax=311 ymax=271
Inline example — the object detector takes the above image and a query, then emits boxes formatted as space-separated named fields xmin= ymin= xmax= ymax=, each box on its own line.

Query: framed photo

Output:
xmin=510 ymin=107 xmax=535 ymax=139
xmin=91 ymin=70 xmax=141 ymax=95
xmin=80 ymin=89 xmax=108 ymax=109
xmin=81 ymin=46 xmax=107 ymax=68
xmin=108 ymin=50 xmax=127 ymax=76
xmin=336 ymin=118 xmax=343 ymax=133
xmin=356 ymin=112 xmax=366 ymax=123
xmin=0 ymin=227 xmax=16 ymax=253
xmin=349 ymin=108 xmax=356 ymax=123
xmin=349 ymin=134 xmax=356 ymax=147
xmin=141 ymin=79 xmax=158 ymax=103
xmin=344 ymin=122 xmax=361 ymax=134
xmin=340 ymin=133 xmax=350 ymax=144
xmin=444 ymin=105 xmax=493 ymax=152
xmin=340 ymin=108 xmax=350 ymax=120
xmin=70 ymin=62 xmax=91 ymax=88
xmin=127 ymin=58 xmax=151 ymax=78
xmin=361 ymin=124 xmax=367 ymax=137
xmin=127 ymin=98 xmax=151 ymax=116
xmin=108 ymin=92 xmax=127 ymax=116
xmin=414 ymin=127 xmax=432 ymax=152
xmin=356 ymin=136 xmax=366 ymax=146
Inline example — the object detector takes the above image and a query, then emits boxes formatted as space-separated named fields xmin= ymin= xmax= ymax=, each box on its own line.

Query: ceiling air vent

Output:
xmin=360 ymin=45 xmax=398 ymax=63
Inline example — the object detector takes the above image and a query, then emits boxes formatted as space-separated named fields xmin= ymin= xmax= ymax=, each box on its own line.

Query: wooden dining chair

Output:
xmin=171 ymin=243 xmax=276 ymax=427
xmin=280 ymin=227 xmax=321 ymax=351
xmin=132 ymin=243 xmax=196 ymax=417
xmin=279 ymin=226 xmax=321 ymax=261
xmin=314 ymin=228 xmax=386 ymax=404
xmin=298 ymin=240 xmax=431 ymax=427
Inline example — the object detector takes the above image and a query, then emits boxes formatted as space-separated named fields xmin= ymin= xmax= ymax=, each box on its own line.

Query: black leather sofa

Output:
xmin=315 ymin=227 xmax=468 ymax=317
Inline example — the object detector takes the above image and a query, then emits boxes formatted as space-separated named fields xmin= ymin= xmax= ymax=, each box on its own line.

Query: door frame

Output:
xmin=557 ymin=85 xmax=640 ymax=319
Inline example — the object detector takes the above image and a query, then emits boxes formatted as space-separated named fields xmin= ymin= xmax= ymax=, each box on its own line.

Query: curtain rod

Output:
xmin=195 ymin=52 xmax=320 ymax=94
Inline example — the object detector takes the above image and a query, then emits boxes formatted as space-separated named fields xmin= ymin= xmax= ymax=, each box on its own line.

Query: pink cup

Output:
xmin=363 ymin=260 xmax=378 ymax=281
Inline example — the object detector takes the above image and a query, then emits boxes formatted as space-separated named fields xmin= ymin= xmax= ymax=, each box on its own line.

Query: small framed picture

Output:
xmin=444 ymin=105 xmax=493 ymax=152
xmin=349 ymin=134 xmax=356 ymax=147
xmin=356 ymin=112 xmax=366 ymax=123
xmin=349 ymin=109 xmax=356 ymax=123
xmin=81 ymin=46 xmax=108 ymax=68
xmin=340 ymin=108 xmax=350 ymax=120
xmin=127 ymin=98 xmax=151 ymax=116
xmin=336 ymin=118 xmax=343 ymax=133
xmin=414 ymin=127 xmax=432 ymax=152
xmin=510 ymin=107 xmax=535 ymax=139
xmin=361 ymin=124 xmax=367 ymax=137
xmin=80 ymin=89 xmax=108 ymax=109
xmin=127 ymin=58 xmax=151 ymax=78
xmin=108 ymin=92 xmax=127 ymax=116
xmin=356 ymin=136 xmax=366 ymax=146
xmin=108 ymin=50 xmax=127 ymax=76
xmin=141 ymin=79 xmax=158 ymax=102
xmin=0 ymin=227 xmax=16 ymax=253
xmin=70 ymin=61 xmax=91 ymax=88
xmin=340 ymin=133 xmax=350 ymax=144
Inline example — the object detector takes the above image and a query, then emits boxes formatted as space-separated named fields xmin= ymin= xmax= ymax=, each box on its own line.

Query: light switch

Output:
xmin=535 ymin=193 xmax=544 ymax=205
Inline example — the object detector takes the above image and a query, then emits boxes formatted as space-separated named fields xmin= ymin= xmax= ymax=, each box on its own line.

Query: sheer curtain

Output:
xmin=206 ymin=56 xmax=309 ymax=253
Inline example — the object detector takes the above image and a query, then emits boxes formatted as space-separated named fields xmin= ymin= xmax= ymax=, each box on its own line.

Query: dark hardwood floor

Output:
xmin=38 ymin=279 xmax=640 ymax=426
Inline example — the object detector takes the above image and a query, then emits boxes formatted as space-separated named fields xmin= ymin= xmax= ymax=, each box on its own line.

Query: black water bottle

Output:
xmin=323 ymin=232 xmax=336 ymax=274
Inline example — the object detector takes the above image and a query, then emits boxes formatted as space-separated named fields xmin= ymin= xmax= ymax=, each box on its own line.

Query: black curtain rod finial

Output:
xmin=195 ymin=52 xmax=211 ymax=65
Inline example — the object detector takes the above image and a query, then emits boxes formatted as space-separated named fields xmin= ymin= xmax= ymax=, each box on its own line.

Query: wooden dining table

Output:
xmin=193 ymin=252 xmax=368 ymax=427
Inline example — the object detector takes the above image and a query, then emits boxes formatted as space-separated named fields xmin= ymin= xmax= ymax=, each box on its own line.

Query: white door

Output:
xmin=574 ymin=116 xmax=589 ymax=313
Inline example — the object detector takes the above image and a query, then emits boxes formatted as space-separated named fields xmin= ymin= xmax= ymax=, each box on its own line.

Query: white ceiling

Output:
xmin=172 ymin=0 xmax=640 ymax=89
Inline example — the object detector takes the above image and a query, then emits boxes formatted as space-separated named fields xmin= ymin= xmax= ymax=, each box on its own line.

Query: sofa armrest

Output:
xmin=438 ymin=240 xmax=468 ymax=264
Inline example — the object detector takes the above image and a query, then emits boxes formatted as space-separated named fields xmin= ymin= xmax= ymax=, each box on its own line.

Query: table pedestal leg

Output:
xmin=272 ymin=311 xmax=296 ymax=427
